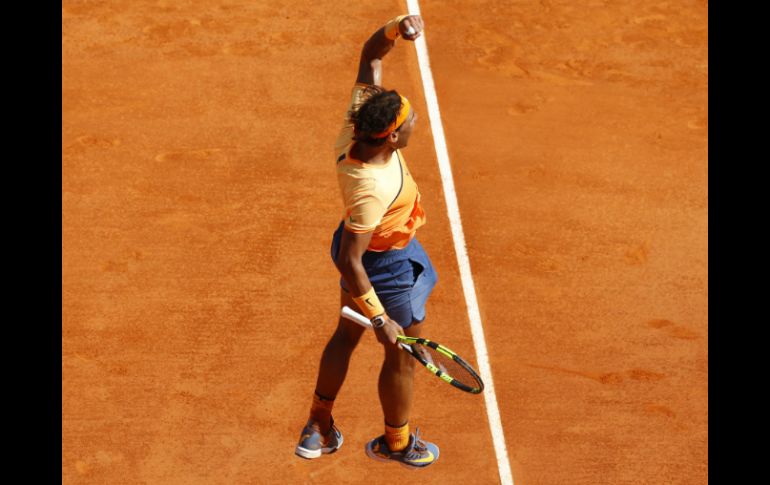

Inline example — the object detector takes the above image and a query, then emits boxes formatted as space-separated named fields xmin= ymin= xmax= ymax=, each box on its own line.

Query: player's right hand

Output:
xmin=399 ymin=15 xmax=424 ymax=41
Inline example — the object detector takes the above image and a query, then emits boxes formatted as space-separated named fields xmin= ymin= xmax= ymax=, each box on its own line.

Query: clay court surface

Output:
xmin=62 ymin=1 xmax=708 ymax=483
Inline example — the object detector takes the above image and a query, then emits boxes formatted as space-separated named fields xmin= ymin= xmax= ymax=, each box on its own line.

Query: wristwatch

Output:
xmin=371 ymin=314 xmax=387 ymax=329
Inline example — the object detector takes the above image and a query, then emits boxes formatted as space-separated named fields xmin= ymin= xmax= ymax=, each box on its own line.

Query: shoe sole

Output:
xmin=365 ymin=442 xmax=438 ymax=469
xmin=295 ymin=434 xmax=343 ymax=459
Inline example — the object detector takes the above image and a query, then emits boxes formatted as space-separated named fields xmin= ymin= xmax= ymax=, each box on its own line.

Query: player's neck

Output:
xmin=351 ymin=142 xmax=394 ymax=165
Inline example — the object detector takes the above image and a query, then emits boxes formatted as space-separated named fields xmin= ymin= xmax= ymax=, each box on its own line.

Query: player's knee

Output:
xmin=384 ymin=346 xmax=415 ymax=370
xmin=401 ymin=354 xmax=416 ymax=371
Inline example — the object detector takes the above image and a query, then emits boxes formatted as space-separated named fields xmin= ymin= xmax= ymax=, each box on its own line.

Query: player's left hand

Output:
xmin=399 ymin=15 xmax=424 ymax=41
xmin=374 ymin=315 xmax=404 ymax=346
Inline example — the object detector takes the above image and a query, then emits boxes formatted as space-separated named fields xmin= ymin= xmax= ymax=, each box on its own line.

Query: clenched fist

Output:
xmin=399 ymin=15 xmax=424 ymax=41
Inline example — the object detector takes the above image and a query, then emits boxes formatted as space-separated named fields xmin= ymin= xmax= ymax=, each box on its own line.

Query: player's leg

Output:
xmin=366 ymin=318 xmax=439 ymax=468
xmin=366 ymin=244 xmax=440 ymax=467
xmin=295 ymin=289 xmax=366 ymax=459
xmin=377 ymin=246 xmax=436 ymax=433
xmin=378 ymin=320 xmax=422 ymax=431
xmin=311 ymin=288 xmax=367 ymax=430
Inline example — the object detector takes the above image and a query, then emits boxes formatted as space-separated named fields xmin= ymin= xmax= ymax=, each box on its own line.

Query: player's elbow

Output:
xmin=368 ymin=57 xmax=383 ymax=70
xmin=334 ymin=254 xmax=354 ymax=274
xmin=335 ymin=254 xmax=362 ymax=278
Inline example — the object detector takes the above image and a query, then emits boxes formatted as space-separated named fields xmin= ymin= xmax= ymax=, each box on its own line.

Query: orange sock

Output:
xmin=385 ymin=421 xmax=410 ymax=452
xmin=309 ymin=392 xmax=334 ymax=434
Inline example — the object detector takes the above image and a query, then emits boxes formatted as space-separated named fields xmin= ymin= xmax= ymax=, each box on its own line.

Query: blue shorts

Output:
xmin=330 ymin=220 xmax=438 ymax=329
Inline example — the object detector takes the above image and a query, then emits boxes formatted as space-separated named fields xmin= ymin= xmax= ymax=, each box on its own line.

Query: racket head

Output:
xmin=397 ymin=336 xmax=485 ymax=394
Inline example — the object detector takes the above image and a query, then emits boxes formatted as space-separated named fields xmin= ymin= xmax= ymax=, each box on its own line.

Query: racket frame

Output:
xmin=340 ymin=305 xmax=484 ymax=394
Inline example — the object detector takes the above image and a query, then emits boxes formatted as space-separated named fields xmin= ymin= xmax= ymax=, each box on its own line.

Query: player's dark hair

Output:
xmin=350 ymin=86 xmax=403 ymax=146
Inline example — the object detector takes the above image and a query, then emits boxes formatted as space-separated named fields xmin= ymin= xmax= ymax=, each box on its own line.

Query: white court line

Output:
xmin=405 ymin=1 xmax=514 ymax=484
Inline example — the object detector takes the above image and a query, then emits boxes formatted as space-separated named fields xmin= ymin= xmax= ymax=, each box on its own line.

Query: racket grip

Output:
xmin=340 ymin=305 xmax=373 ymax=328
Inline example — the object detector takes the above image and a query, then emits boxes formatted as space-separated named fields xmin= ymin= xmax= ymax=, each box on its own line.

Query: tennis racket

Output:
xmin=341 ymin=306 xmax=484 ymax=394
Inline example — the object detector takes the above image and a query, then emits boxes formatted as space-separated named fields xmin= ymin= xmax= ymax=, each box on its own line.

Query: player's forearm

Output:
xmin=361 ymin=27 xmax=396 ymax=63
xmin=361 ymin=14 xmax=410 ymax=62
xmin=336 ymin=259 xmax=372 ymax=297
xmin=357 ymin=15 xmax=421 ymax=85
xmin=338 ymin=259 xmax=388 ymax=320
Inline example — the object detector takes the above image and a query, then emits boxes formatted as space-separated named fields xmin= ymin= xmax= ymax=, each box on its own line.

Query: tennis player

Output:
xmin=295 ymin=14 xmax=440 ymax=468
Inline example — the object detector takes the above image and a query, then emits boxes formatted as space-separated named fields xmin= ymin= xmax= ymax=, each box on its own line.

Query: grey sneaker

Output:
xmin=294 ymin=418 xmax=343 ymax=459
xmin=365 ymin=427 xmax=439 ymax=468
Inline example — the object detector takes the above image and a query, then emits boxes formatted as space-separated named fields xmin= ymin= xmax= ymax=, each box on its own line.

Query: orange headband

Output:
xmin=371 ymin=96 xmax=411 ymax=139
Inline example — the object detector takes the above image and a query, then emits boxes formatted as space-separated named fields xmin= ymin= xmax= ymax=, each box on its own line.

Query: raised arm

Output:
xmin=356 ymin=14 xmax=424 ymax=86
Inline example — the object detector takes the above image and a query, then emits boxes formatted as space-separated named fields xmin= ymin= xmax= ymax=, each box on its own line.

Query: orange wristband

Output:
xmin=352 ymin=287 xmax=386 ymax=319
xmin=384 ymin=15 xmax=409 ymax=41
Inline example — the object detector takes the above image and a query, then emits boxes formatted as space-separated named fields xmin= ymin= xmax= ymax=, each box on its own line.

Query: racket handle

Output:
xmin=340 ymin=305 xmax=373 ymax=328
